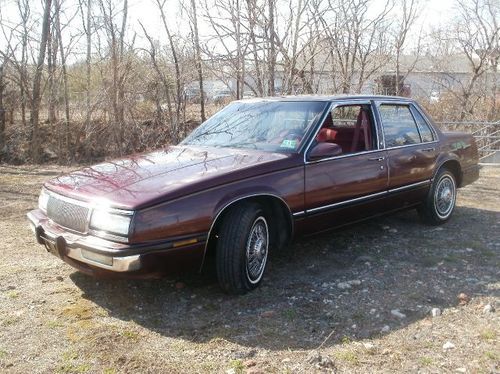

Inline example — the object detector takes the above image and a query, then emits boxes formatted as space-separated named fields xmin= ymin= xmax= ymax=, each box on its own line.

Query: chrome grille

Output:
xmin=46 ymin=195 xmax=89 ymax=233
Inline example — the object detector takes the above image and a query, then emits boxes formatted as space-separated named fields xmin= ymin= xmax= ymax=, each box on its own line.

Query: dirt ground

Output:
xmin=0 ymin=164 xmax=498 ymax=373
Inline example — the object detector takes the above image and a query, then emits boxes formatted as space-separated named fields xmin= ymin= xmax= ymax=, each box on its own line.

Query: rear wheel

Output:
xmin=418 ymin=169 xmax=457 ymax=225
xmin=216 ymin=203 xmax=269 ymax=294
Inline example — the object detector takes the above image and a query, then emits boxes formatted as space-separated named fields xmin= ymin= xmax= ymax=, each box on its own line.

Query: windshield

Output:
xmin=181 ymin=100 xmax=328 ymax=152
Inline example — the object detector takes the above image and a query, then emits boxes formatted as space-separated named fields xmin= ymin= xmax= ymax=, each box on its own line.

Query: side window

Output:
xmin=316 ymin=104 xmax=375 ymax=154
xmin=379 ymin=104 xmax=421 ymax=147
xmin=411 ymin=107 xmax=434 ymax=142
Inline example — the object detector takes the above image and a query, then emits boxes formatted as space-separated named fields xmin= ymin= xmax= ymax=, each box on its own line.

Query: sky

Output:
xmin=0 ymin=0 xmax=459 ymax=62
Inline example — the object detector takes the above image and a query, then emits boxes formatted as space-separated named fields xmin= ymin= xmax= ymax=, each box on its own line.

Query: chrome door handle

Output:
xmin=421 ymin=147 xmax=435 ymax=152
xmin=368 ymin=156 xmax=385 ymax=161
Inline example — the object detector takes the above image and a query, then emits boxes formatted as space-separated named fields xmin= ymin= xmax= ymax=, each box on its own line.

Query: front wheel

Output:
xmin=216 ymin=203 xmax=270 ymax=294
xmin=418 ymin=169 xmax=457 ymax=225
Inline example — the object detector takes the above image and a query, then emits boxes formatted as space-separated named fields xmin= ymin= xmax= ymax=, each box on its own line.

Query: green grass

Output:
xmin=57 ymin=363 xmax=91 ymax=373
xmin=6 ymin=291 xmax=19 ymax=299
xmin=480 ymin=249 xmax=497 ymax=258
xmin=62 ymin=351 xmax=78 ymax=361
xmin=341 ymin=336 xmax=352 ymax=345
xmin=462 ymin=239 xmax=484 ymax=251
xmin=443 ymin=254 xmax=461 ymax=263
xmin=485 ymin=351 xmax=498 ymax=360
xmin=121 ymin=330 xmax=139 ymax=340
xmin=47 ymin=320 xmax=64 ymax=328
xmin=479 ymin=329 xmax=496 ymax=341
xmin=351 ymin=311 xmax=365 ymax=320
xmin=419 ymin=357 xmax=433 ymax=366
xmin=57 ymin=351 xmax=90 ymax=373
xmin=229 ymin=359 xmax=245 ymax=373
xmin=418 ymin=255 xmax=441 ymax=267
xmin=1 ymin=317 xmax=20 ymax=326
xmin=335 ymin=350 xmax=359 ymax=365
xmin=282 ymin=308 xmax=297 ymax=320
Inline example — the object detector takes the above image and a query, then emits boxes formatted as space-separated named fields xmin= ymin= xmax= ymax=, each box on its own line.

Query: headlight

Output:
xmin=90 ymin=210 xmax=132 ymax=236
xmin=38 ymin=188 xmax=50 ymax=212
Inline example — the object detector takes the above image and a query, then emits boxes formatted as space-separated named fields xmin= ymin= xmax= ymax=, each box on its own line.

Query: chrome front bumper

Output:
xmin=27 ymin=211 xmax=141 ymax=272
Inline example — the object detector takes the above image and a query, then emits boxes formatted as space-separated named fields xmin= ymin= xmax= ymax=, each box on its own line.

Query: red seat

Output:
xmin=331 ymin=128 xmax=355 ymax=152
xmin=351 ymin=110 xmax=372 ymax=152
xmin=315 ymin=108 xmax=373 ymax=153
xmin=316 ymin=128 xmax=337 ymax=143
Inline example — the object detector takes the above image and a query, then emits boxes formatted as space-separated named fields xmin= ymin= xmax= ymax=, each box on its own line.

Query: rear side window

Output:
xmin=411 ymin=108 xmax=434 ymax=142
xmin=379 ymin=104 xmax=421 ymax=147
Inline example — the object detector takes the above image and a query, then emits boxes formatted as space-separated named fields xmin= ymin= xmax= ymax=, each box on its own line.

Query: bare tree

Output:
xmin=139 ymin=22 xmax=174 ymax=133
xmin=245 ymin=0 xmax=265 ymax=96
xmin=317 ymin=0 xmax=392 ymax=94
xmin=202 ymin=0 xmax=250 ymax=99
xmin=98 ymin=0 xmax=131 ymax=154
xmin=189 ymin=0 xmax=206 ymax=121
xmin=18 ymin=0 xmax=30 ymax=128
xmin=78 ymin=0 xmax=93 ymax=143
xmin=267 ymin=0 xmax=276 ymax=95
xmin=454 ymin=0 xmax=499 ymax=119
xmin=54 ymin=0 xmax=72 ymax=161
xmin=0 ymin=61 xmax=5 ymax=160
xmin=156 ymin=0 xmax=183 ymax=139
xmin=31 ymin=0 xmax=52 ymax=163
xmin=0 ymin=0 xmax=498 ymax=165
xmin=393 ymin=0 xmax=420 ymax=95
xmin=47 ymin=14 xmax=58 ymax=125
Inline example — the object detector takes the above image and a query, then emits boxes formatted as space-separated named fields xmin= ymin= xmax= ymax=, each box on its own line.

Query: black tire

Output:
xmin=418 ymin=169 xmax=457 ymax=225
xmin=216 ymin=202 xmax=270 ymax=294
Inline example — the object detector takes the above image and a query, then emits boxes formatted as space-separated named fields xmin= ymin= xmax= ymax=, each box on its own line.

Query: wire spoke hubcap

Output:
xmin=434 ymin=175 xmax=456 ymax=218
xmin=245 ymin=216 xmax=269 ymax=284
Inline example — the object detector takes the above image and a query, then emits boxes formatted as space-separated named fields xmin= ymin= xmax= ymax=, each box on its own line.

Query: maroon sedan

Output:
xmin=28 ymin=96 xmax=480 ymax=294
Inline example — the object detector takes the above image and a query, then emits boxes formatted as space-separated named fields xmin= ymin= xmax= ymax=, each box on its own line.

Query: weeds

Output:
xmin=479 ymin=329 xmax=496 ymax=341
xmin=230 ymin=359 xmax=245 ymax=373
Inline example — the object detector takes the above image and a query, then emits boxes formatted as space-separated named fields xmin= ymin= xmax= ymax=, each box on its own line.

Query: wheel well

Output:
xmin=439 ymin=160 xmax=462 ymax=187
xmin=202 ymin=195 xmax=293 ymax=270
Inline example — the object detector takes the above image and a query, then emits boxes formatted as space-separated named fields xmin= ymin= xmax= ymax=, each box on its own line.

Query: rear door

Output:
xmin=375 ymin=101 xmax=439 ymax=201
xmin=302 ymin=101 xmax=389 ymax=233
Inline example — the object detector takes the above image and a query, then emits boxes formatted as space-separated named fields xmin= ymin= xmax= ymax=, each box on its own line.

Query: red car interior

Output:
xmin=316 ymin=107 xmax=373 ymax=153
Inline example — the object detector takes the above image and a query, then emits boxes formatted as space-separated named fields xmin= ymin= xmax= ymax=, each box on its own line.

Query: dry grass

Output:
xmin=0 ymin=164 xmax=498 ymax=373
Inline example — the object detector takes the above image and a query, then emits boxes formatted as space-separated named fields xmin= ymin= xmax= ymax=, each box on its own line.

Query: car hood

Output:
xmin=44 ymin=146 xmax=298 ymax=210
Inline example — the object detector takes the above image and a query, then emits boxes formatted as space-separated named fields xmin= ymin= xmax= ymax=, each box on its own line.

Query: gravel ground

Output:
xmin=0 ymin=164 xmax=498 ymax=373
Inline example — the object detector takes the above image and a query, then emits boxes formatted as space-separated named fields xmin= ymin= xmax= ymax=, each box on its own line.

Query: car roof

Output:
xmin=234 ymin=94 xmax=413 ymax=103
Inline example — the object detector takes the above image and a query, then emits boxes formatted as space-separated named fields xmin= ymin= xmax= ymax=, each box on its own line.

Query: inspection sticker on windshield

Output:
xmin=280 ymin=139 xmax=297 ymax=149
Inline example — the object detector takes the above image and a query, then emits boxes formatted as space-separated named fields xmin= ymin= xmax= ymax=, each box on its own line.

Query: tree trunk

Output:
xmin=30 ymin=0 xmax=52 ymax=163
xmin=118 ymin=0 xmax=127 ymax=136
xmin=246 ymin=0 xmax=263 ymax=96
xmin=190 ymin=0 xmax=205 ymax=122
xmin=395 ymin=52 xmax=400 ymax=96
xmin=157 ymin=0 xmax=182 ymax=141
xmin=18 ymin=0 xmax=29 ymax=129
xmin=47 ymin=23 xmax=58 ymax=125
xmin=268 ymin=0 xmax=276 ymax=96
xmin=139 ymin=21 xmax=174 ymax=138
xmin=85 ymin=0 xmax=92 ymax=143
xmin=0 ymin=63 xmax=5 ymax=161
xmin=490 ymin=60 xmax=498 ymax=120
xmin=55 ymin=0 xmax=71 ymax=162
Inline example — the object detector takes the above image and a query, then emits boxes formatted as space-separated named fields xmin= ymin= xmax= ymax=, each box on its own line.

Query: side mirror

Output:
xmin=308 ymin=142 xmax=343 ymax=161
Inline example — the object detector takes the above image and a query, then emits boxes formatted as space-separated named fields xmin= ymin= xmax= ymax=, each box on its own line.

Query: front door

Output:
xmin=303 ymin=102 xmax=389 ymax=234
